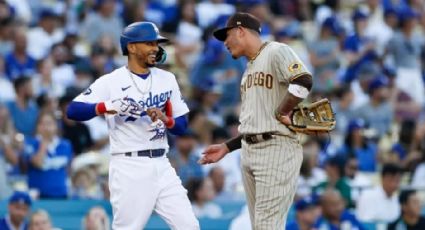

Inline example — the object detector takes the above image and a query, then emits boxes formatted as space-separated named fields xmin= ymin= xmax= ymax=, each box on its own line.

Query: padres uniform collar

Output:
xmin=249 ymin=41 xmax=269 ymax=63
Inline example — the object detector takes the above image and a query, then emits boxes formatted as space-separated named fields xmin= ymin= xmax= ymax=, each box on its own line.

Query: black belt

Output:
xmin=242 ymin=133 xmax=274 ymax=144
xmin=124 ymin=149 xmax=165 ymax=158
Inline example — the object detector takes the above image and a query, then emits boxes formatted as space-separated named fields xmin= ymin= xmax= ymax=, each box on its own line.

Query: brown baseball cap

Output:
xmin=213 ymin=12 xmax=261 ymax=41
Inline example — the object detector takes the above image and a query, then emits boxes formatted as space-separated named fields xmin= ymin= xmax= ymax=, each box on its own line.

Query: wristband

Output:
xmin=97 ymin=102 xmax=107 ymax=114
xmin=225 ymin=135 xmax=242 ymax=152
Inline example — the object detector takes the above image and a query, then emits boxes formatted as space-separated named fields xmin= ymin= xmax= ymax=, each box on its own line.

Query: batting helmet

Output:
xmin=120 ymin=22 xmax=169 ymax=56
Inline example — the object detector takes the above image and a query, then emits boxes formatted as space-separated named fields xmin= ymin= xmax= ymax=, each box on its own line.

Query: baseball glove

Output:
xmin=288 ymin=98 xmax=336 ymax=134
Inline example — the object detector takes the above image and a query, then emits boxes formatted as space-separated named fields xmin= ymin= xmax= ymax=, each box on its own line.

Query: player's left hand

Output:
xmin=198 ymin=144 xmax=229 ymax=164
xmin=277 ymin=114 xmax=291 ymax=126
xmin=146 ymin=107 xmax=167 ymax=123
xmin=276 ymin=110 xmax=292 ymax=126
xmin=147 ymin=100 xmax=173 ymax=124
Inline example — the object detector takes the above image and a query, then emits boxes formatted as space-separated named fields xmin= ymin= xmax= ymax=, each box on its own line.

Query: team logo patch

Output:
xmin=288 ymin=63 xmax=302 ymax=73
xmin=148 ymin=120 xmax=166 ymax=141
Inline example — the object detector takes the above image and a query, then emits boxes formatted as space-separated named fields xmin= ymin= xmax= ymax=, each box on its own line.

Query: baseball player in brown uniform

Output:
xmin=199 ymin=12 xmax=313 ymax=230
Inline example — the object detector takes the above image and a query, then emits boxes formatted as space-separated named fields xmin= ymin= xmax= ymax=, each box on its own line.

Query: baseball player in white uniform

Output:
xmin=67 ymin=22 xmax=199 ymax=230
xmin=199 ymin=13 xmax=313 ymax=229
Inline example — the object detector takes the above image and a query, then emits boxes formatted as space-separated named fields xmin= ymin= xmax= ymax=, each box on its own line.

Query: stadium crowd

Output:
xmin=1 ymin=0 xmax=425 ymax=229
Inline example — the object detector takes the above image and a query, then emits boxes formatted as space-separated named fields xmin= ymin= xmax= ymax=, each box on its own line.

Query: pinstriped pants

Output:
xmin=241 ymin=135 xmax=303 ymax=230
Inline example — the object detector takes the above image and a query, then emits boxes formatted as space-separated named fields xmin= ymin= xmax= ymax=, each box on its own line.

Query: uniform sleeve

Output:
xmin=73 ymin=75 xmax=111 ymax=103
xmin=273 ymin=45 xmax=312 ymax=83
xmin=169 ymin=76 xmax=189 ymax=117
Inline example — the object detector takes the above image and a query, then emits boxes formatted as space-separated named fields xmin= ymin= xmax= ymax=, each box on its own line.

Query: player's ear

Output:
xmin=238 ymin=26 xmax=246 ymax=38
xmin=127 ymin=43 xmax=136 ymax=54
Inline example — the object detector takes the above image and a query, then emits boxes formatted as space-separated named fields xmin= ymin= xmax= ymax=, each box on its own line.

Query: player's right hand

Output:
xmin=198 ymin=143 xmax=229 ymax=165
xmin=104 ymin=98 xmax=143 ymax=117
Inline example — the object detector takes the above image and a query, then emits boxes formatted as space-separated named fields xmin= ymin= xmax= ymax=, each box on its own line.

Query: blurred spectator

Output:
xmin=0 ymin=56 xmax=16 ymax=103
xmin=189 ymin=29 xmax=245 ymax=108
xmin=356 ymin=75 xmax=393 ymax=136
xmin=229 ymin=205 xmax=251 ymax=230
xmin=61 ymin=29 xmax=80 ymax=62
xmin=339 ymin=119 xmax=378 ymax=172
xmin=169 ymin=129 xmax=203 ymax=184
xmin=82 ymin=206 xmax=110 ymax=230
xmin=50 ymin=43 xmax=76 ymax=89
xmin=364 ymin=0 xmax=393 ymax=56
xmin=224 ymin=113 xmax=239 ymax=138
xmin=6 ymin=77 xmax=39 ymax=137
xmin=186 ymin=177 xmax=223 ymax=219
xmin=5 ymin=0 xmax=31 ymax=24
xmin=386 ymin=7 xmax=424 ymax=105
xmin=296 ymin=138 xmax=326 ymax=198
xmin=35 ymin=93 xmax=58 ymax=115
xmin=27 ymin=9 xmax=64 ymax=60
xmin=208 ymin=165 xmax=241 ymax=202
xmin=59 ymin=95 xmax=93 ymax=155
xmin=331 ymin=85 xmax=354 ymax=146
xmin=187 ymin=108 xmax=215 ymax=145
xmin=313 ymin=156 xmax=352 ymax=207
xmin=70 ymin=152 xmax=105 ymax=200
xmin=205 ymin=127 xmax=242 ymax=200
xmin=0 ymin=149 xmax=11 ymax=200
xmin=313 ymin=189 xmax=365 ymax=230
xmin=80 ymin=0 xmax=123 ymax=45
xmin=411 ymin=150 xmax=425 ymax=189
xmin=4 ymin=27 xmax=37 ymax=81
xmin=308 ymin=16 xmax=341 ymax=93
xmin=89 ymin=37 xmax=118 ymax=75
xmin=82 ymin=116 xmax=110 ymax=155
xmin=70 ymin=62 xmax=95 ymax=94
xmin=0 ymin=103 xmax=19 ymax=164
xmin=387 ymin=189 xmax=425 ymax=230
xmin=32 ymin=58 xmax=65 ymax=98
xmin=383 ymin=8 xmax=399 ymax=31
xmin=343 ymin=9 xmax=379 ymax=83
xmin=389 ymin=120 xmax=421 ymax=171
xmin=356 ymin=163 xmax=402 ymax=223
xmin=344 ymin=154 xmax=373 ymax=202
xmin=23 ymin=111 xmax=73 ymax=199
xmin=242 ymin=0 xmax=273 ymax=41
xmin=0 ymin=103 xmax=24 ymax=198
xmin=0 ymin=191 xmax=31 ymax=230
xmin=196 ymin=0 xmax=235 ymax=29
xmin=198 ymin=80 xmax=225 ymax=127
xmin=29 ymin=209 xmax=57 ymax=230
xmin=0 ymin=18 xmax=15 ymax=57
xmin=88 ymin=46 xmax=112 ymax=78
xmin=174 ymin=0 xmax=203 ymax=70
xmin=286 ymin=195 xmax=321 ymax=230
xmin=385 ymin=65 xmax=421 ymax=122
xmin=0 ymin=0 xmax=13 ymax=25
xmin=350 ymin=65 xmax=378 ymax=109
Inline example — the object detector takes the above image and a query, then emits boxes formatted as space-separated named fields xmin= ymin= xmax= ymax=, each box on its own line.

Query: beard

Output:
xmin=146 ymin=62 xmax=155 ymax=67
xmin=135 ymin=53 xmax=156 ymax=68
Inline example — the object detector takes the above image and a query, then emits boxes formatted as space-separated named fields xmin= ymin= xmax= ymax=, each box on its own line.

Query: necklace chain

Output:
xmin=128 ymin=68 xmax=153 ymax=98
xmin=249 ymin=41 xmax=269 ymax=63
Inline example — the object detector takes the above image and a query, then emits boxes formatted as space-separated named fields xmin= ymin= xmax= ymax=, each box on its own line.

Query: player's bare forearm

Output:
xmin=276 ymin=93 xmax=304 ymax=116
xmin=276 ymin=74 xmax=312 ymax=116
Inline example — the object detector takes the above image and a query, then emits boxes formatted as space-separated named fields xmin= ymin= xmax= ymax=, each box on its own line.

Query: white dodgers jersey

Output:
xmin=74 ymin=66 xmax=189 ymax=154
xmin=238 ymin=41 xmax=312 ymax=136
